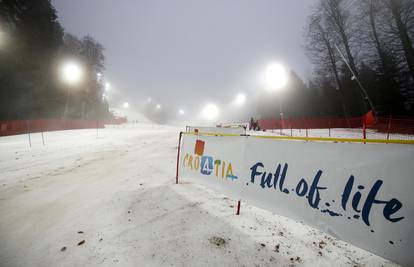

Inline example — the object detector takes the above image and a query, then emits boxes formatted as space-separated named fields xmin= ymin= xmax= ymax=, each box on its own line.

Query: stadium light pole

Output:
xmin=61 ymin=61 xmax=83 ymax=118
xmin=264 ymin=63 xmax=289 ymax=129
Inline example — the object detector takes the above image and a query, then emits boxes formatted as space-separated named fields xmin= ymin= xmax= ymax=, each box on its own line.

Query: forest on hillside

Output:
xmin=0 ymin=0 xmax=111 ymax=121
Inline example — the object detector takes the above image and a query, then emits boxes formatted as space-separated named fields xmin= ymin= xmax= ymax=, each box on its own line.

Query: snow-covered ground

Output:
xmin=0 ymin=124 xmax=399 ymax=266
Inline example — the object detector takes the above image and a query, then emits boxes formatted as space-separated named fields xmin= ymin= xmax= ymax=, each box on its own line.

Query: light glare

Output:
xmin=61 ymin=62 xmax=82 ymax=84
xmin=123 ymin=102 xmax=129 ymax=108
xmin=202 ymin=103 xmax=219 ymax=120
xmin=265 ymin=63 xmax=288 ymax=90
xmin=179 ymin=109 xmax=185 ymax=115
xmin=235 ymin=93 xmax=246 ymax=105
xmin=105 ymin=82 xmax=111 ymax=91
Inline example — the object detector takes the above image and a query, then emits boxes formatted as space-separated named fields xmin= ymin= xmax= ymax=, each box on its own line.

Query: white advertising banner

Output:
xmin=178 ymin=133 xmax=414 ymax=266
xmin=186 ymin=126 xmax=246 ymax=135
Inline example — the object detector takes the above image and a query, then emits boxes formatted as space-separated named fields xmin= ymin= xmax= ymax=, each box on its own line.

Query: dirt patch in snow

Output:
xmin=209 ymin=236 xmax=227 ymax=247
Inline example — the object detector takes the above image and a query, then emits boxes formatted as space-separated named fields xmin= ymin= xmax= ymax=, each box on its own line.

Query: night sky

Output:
xmin=53 ymin=0 xmax=317 ymax=115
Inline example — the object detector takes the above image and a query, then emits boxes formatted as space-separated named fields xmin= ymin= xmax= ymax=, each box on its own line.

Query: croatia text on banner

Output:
xmin=178 ymin=133 xmax=414 ymax=266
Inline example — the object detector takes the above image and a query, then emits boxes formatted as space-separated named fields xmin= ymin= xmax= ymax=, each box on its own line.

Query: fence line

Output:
xmin=0 ymin=117 xmax=127 ymax=137
xmin=258 ymin=111 xmax=414 ymax=137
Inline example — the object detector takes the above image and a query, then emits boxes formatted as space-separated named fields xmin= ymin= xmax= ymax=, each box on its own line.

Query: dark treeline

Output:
xmin=259 ymin=0 xmax=414 ymax=120
xmin=0 ymin=0 xmax=111 ymax=121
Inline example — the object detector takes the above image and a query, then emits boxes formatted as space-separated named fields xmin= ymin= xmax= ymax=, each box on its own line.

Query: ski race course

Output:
xmin=0 ymin=124 xmax=411 ymax=267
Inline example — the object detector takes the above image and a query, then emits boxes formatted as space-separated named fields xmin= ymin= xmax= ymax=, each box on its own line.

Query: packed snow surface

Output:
xmin=0 ymin=124 xmax=399 ymax=266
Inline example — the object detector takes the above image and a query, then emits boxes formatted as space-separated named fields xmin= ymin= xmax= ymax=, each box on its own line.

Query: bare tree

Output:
xmin=354 ymin=0 xmax=408 ymax=114
xmin=305 ymin=11 xmax=350 ymax=117
xmin=386 ymin=0 xmax=414 ymax=82
xmin=320 ymin=0 xmax=359 ymax=76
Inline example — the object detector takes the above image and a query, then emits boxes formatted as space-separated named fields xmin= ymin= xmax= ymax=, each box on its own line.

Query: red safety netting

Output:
xmin=369 ymin=117 xmax=414 ymax=135
xmin=105 ymin=117 xmax=127 ymax=125
xmin=258 ymin=111 xmax=414 ymax=136
xmin=0 ymin=117 xmax=127 ymax=137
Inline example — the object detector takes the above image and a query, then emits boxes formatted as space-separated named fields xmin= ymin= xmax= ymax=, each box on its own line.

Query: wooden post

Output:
xmin=363 ymin=119 xmax=367 ymax=144
xmin=176 ymin=132 xmax=183 ymax=184
xmin=41 ymin=131 xmax=45 ymax=146
xmin=236 ymin=200 xmax=241 ymax=215
xmin=305 ymin=119 xmax=308 ymax=141
xmin=328 ymin=119 xmax=331 ymax=137
xmin=26 ymin=120 xmax=32 ymax=148
xmin=386 ymin=115 xmax=392 ymax=141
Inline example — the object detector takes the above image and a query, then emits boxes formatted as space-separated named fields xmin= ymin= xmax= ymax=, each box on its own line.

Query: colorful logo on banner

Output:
xmin=183 ymin=139 xmax=238 ymax=180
